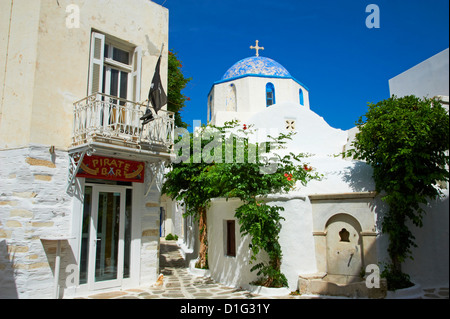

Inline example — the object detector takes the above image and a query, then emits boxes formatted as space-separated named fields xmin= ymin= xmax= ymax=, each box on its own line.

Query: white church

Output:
xmin=168 ymin=45 xmax=449 ymax=298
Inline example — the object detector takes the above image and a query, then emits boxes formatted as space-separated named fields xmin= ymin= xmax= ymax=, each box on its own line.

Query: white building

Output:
xmin=0 ymin=0 xmax=172 ymax=298
xmin=177 ymin=45 xmax=449 ymax=297
xmin=389 ymin=48 xmax=449 ymax=102
xmin=177 ymin=48 xmax=387 ymax=298
xmin=388 ymin=48 xmax=449 ymax=289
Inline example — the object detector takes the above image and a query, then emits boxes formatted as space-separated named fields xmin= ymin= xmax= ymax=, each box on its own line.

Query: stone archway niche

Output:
xmin=298 ymin=192 xmax=387 ymax=298
xmin=325 ymin=213 xmax=363 ymax=284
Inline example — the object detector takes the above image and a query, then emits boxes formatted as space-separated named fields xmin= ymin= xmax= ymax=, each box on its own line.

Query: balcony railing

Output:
xmin=71 ymin=93 xmax=174 ymax=152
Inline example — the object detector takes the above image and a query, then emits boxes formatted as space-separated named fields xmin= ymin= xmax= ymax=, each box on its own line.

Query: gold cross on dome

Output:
xmin=250 ymin=40 xmax=264 ymax=57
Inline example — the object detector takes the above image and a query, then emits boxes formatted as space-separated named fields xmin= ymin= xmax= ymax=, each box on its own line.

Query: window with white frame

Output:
xmin=88 ymin=32 xmax=142 ymax=102
xmin=87 ymin=32 xmax=143 ymax=135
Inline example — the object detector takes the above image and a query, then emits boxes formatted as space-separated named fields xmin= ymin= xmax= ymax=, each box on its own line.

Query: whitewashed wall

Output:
xmin=207 ymin=198 xmax=269 ymax=289
xmin=210 ymin=77 xmax=309 ymax=127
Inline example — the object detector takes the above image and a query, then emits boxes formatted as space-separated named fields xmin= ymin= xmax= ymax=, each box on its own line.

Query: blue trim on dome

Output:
xmin=208 ymin=74 xmax=309 ymax=96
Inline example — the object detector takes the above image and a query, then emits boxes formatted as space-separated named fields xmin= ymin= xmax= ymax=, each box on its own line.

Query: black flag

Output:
xmin=141 ymin=53 xmax=167 ymax=125
xmin=149 ymin=54 xmax=167 ymax=113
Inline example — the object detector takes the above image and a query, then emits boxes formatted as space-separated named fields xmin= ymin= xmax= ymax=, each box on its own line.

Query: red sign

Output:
xmin=77 ymin=155 xmax=145 ymax=183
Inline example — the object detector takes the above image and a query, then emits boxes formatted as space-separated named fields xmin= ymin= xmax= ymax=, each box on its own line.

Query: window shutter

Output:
xmin=88 ymin=32 xmax=105 ymax=95
xmin=128 ymin=46 xmax=142 ymax=130
xmin=132 ymin=46 xmax=142 ymax=102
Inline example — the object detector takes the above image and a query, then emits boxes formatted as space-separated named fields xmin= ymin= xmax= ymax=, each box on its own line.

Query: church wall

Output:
xmin=207 ymin=195 xmax=318 ymax=292
xmin=266 ymin=195 xmax=318 ymax=290
xmin=207 ymin=198 xmax=268 ymax=289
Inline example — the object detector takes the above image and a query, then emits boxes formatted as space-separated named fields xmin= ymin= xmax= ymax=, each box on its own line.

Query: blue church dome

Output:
xmin=222 ymin=56 xmax=291 ymax=80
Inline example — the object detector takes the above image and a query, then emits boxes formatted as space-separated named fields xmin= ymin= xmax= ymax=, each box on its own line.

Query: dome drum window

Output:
xmin=266 ymin=83 xmax=275 ymax=107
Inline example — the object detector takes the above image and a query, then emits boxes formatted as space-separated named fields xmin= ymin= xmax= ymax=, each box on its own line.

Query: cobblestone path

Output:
xmin=79 ymin=240 xmax=448 ymax=300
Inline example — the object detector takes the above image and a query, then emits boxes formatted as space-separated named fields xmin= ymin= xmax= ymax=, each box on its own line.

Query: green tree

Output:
xmin=167 ymin=49 xmax=191 ymax=128
xmin=162 ymin=121 xmax=321 ymax=286
xmin=348 ymin=95 xmax=449 ymax=289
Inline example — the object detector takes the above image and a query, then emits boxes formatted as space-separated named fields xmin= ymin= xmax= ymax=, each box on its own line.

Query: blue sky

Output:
xmin=159 ymin=0 xmax=449 ymax=131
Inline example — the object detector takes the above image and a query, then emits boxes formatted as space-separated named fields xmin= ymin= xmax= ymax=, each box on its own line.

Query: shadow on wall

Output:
xmin=342 ymin=161 xmax=375 ymax=193
xmin=183 ymin=217 xmax=199 ymax=268
xmin=341 ymin=160 xmax=390 ymax=260
xmin=40 ymin=239 xmax=78 ymax=299
xmin=0 ymin=240 xmax=19 ymax=299
xmin=403 ymin=193 xmax=449 ymax=286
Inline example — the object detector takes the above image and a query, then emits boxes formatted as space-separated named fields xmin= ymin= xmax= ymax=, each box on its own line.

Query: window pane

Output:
xmin=113 ymin=47 xmax=130 ymax=65
xmin=266 ymin=83 xmax=275 ymax=107
xmin=104 ymin=44 xmax=110 ymax=58
xmin=120 ymin=71 xmax=128 ymax=101
xmin=95 ymin=192 xmax=121 ymax=282
xmin=110 ymin=69 xmax=119 ymax=97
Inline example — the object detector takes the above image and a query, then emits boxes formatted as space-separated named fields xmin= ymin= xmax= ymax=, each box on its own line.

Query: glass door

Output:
xmin=81 ymin=185 xmax=128 ymax=290
xmin=94 ymin=190 xmax=123 ymax=286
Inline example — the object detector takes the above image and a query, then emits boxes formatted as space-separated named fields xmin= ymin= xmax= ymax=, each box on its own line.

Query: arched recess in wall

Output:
xmin=208 ymin=94 xmax=214 ymax=122
xmin=299 ymin=88 xmax=304 ymax=106
xmin=226 ymin=84 xmax=237 ymax=112
xmin=324 ymin=213 xmax=364 ymax=278
xmin=266 ymin=82 xmax=275 ymax=107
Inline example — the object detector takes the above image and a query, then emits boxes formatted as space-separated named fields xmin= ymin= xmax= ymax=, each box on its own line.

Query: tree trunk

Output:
xmin=196 ymin=206 xmax=208 ymax=269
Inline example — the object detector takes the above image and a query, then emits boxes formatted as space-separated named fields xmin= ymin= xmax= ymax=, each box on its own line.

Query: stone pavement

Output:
xmin=81 ymin=239 xmax=306 ymax=299
xmin=421 ymin=287 xmax=449 ymax=299
xmin=79 ymin=240 xmax=448 ymax=300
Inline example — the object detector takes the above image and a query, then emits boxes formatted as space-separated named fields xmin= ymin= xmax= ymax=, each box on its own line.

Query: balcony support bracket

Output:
xmin=66 ymin=146 xmax=96 ymax=196
xmin=145 ymin=160 xmax=167 ymax=197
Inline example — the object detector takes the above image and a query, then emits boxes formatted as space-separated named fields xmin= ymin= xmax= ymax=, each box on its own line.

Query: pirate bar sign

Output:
xmin=77 ymin=155 xmax=145 ymax=183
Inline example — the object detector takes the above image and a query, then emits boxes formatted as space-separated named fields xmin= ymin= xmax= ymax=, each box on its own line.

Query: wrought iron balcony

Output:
xmin=71 ymin=93 xmax=174 ymax=153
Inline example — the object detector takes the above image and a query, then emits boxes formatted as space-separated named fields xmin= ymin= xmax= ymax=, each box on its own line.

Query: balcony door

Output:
xmin=88 ymin=32 xmax=142 ymax=135
xmin=102 ymin=44 xmax=130 ymax=102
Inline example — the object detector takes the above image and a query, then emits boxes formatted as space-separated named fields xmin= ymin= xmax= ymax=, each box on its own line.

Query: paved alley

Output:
xmin=78 ymin=240 xmax=448 ymax=300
